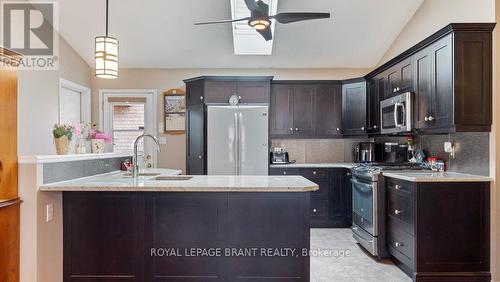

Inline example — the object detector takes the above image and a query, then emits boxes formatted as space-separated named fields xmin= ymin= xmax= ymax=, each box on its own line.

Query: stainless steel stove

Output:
xmin=350 ymin=162 xmax=426 ymax=258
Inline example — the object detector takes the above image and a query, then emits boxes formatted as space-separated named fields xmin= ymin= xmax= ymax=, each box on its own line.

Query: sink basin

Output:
xmin=153 ymin=176 xmax=193 ymax=181
xmin=122 ymin=172 xmax=162 ymax=177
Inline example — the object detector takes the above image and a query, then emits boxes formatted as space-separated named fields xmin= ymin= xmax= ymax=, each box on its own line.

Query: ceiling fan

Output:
xmin=194 ymin=0 xmax=331 ymax=41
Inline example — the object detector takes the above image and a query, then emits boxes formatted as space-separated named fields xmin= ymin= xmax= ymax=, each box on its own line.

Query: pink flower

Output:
xmin=95 ymin=132 xmax=113 ymax=144
xmin=72 ymin=122 xmax=82 ymax=137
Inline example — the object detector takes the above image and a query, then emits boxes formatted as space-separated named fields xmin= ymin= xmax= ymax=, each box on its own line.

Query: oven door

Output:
xmin=351 ymin=177 xmax=377 ymax=236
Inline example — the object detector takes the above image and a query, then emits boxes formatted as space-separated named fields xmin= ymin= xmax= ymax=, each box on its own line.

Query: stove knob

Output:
xmin=395 ymin=185 xmax=401 ymax=190
xmin=394 ymin=209 xmax=402 ymax=215
xmin=394 ymin=242 xmax=403 ymax=247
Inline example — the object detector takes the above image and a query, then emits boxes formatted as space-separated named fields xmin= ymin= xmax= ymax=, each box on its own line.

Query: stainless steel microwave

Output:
xmin=380 ymin=92 xmax=413 ymax=134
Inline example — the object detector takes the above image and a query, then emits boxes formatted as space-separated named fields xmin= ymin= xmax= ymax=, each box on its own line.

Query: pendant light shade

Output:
xmin=95 ymin=36 xmax=118 ymax=78
xmin=95 ymin=0 xmax=118 ymax=78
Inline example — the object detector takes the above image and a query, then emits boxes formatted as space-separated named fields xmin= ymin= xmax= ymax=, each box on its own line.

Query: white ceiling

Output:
xmin=57 ymin=0 xmax=423 ymax=68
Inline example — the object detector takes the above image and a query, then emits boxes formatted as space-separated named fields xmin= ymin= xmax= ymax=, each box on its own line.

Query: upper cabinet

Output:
xmin=270 ymin=82 xmax=342 ymax=138
xmin=202 ymin=78 xmax=271 ymax=104
xmin=342 ymin=81 xmax=367 ymax=136
xmin=366 ymin=23 xmax=495 ymax=134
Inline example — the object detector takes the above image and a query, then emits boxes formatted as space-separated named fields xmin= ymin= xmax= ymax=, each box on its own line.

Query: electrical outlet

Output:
xmin=444 ymin=141 xmax=455 ymax=158
xmin=46 ymin=204 xmax=53 ymax=222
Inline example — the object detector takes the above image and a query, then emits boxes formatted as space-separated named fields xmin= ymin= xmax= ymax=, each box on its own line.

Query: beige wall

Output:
xmin=91 ymin=68 xmax=371 ymax=172
xmin=17 ymin=36 xmax=92 ymax=155
xmin=492 ymin=1 xmax=500 ymax=281
xmin=378 ymin=0 xmax=495 ymax=65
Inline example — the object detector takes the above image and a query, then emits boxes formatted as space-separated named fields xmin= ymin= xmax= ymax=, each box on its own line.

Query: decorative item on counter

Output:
xmin=73 ymin=122 xmax=92 ymax=154
xmin=53 ymin=124 xmax=74 ymax=155
xmin=88 ymin=125 xmax=112 ymax=154
xmin=406 ymin=137 xmax=416 ymax=163
xmin=413 ymin=149 xmax=426 ymax=163
xmin=427 ymin=156 xmax=445 ymax=172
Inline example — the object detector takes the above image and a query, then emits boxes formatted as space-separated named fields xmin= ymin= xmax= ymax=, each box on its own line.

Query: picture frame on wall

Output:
xmin=163 ymin=89 xmax=186 ymax=134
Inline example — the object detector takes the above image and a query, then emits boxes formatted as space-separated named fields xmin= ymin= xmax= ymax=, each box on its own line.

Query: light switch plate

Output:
xmin=444 ymin=141 xmax=453 ymax=153
xmin=46 ymin=204 xmax=53 ymax=222
xmin=159 ymin=137 xmax=167 ymax=144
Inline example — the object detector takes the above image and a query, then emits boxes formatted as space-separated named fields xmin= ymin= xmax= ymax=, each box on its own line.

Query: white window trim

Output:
xmin=58 ymin=78 xmax=91 ymax=124
xmin=99 ymin=89 xmax=158 ymax=166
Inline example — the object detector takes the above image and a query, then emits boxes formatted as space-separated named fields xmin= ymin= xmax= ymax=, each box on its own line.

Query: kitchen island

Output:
xmin=40 ymin=171 xmax=318 ymax=282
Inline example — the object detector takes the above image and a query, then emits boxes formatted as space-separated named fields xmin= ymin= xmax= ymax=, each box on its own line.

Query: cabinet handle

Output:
xmin=313 ymin=209 xmax=317 ymax=213
xmin=393 ymin=88 xmax=397 ymax=93
xmin=424 ymin=116 xmax=429 ymax=121
xmin=283 ymin=171 xmax=287 ymax=175
xmin=394 ymin=242 xmax=403 ymax=247
xmin=373 ymin=125 xmax=377 ymax=129
xmin=428 ymin=116 xmax=435 ymax=121
xmin=394 ymin=209 xmax=402 ymax=215
xmin=395 ymin=184 xmax=401 ymax=190
xmin=289 ymin=128 xmax=293 ymax=131
xmin=361 ymin=127 xmax=365 ymax=131
xmin=396 ymin=87 xmax=401 ymax=91
xmin=238 ymin=95 xmax=242 ymax=100
xmin=336 ymin=128 xmax=340 ymax=131
xmin=295 ymin=128 xmax=299 ymax=131
xmin=200 ymin=96 xmax=204 ymax=100
xmin=347 ymin=172 xmax=352 ymax=176
xmin=313 ymin=171 xmax=317 ymax=175
xmin=198 ymin=155 xmax=203 ymax=159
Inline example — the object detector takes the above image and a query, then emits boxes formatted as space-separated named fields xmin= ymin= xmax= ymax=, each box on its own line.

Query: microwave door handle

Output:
xmin=394 ymin=102 xmax=401 ymax=128
xmin=400 ymin=103 xmax=406 ymax=127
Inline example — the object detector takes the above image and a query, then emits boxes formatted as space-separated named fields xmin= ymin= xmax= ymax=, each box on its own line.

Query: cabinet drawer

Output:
xmin=386 ymin=178 xmax=413 ymax=196
xmin=311 ymin=200 xmax=328 ymax=217
xmin=269 ymin=168 xmax=299 ymax=176
xmin=387 ymin=190 xmax=415 ymax=235
xmin=300 ymin=168 xmax=328 ymax=179
xmin=309 ymin=177 xmax=329 ymax=198
xmin=387 ymin=226 xmax=415 ymax=268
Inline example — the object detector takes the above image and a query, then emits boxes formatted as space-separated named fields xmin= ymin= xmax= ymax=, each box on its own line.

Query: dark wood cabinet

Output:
xmin=184 ymin=76 xmax=273 ymax=174
xmin=270 ymin=82 xmax=342 ymax=138
xmin=366 ymin=78 xmax=380 ymax=134
xmin=269 ymin=167 xmax=351 ymax=228
xmin=367 ymin=23 xmax=495 ymax=134
xmin=385 ymin=177 xmax=491 ymax=281
xmin=315 ymin=84 xmax=343 ymax=137
xmin=342 ymin=81 xmax=367 ymax=136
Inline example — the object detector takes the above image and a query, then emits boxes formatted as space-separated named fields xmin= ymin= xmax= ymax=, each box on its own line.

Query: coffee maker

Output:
xmin=384 ymin=142 xmax=409 ymax=163
xmin=355 ymin=142 xmax=381 ymax=163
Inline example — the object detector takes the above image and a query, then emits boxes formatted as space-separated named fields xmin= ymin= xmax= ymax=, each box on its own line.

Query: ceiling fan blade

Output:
xmin=256 ymin=27 xmax=272 ymax=41
xmin=244 ymin=0 xmax=260 ymax=12
xmin=194 ymin=17 xmax=250 ymax=25
xmin=271 ymin=12 xmax=330 ymax=24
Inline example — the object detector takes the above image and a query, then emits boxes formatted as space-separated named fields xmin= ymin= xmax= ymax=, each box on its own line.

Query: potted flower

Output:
xmin=88 ymin=125 xmax=112 ymax=154
xmin=53 ymin=124 xmax=73 ymax=155
xmin=73 ymin=122 xmax=91 ymax=154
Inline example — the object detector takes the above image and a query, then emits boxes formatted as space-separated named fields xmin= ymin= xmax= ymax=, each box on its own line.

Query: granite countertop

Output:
xmin=39 ymin=169 xmax=318 ymax=192
xmin=269 ymin=163 xmax=356 ymax=169
xmin=382 ymin=171 xmax=493 ymax=183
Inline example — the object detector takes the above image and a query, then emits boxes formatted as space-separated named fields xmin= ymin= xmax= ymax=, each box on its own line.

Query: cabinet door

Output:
xmin=292 ymin=85 xmax=315 ymax=136
xmin=270 ymin=84 xmax=293 ymax=136
xmin=342 ymin=82 xmax=367 ymax=136
xmin=366 ymin=78 xmax=380 ymax=133
xmin=186 ymin=103 xmax=205 ymax=174
xmin=399 ymin=57 xmax=414 ymax=92
xmin=204 ymin=80 xmax=236 ymax=103
xmin=414 ymin=48 xmax=433 ymax=129
xmin=386 ymin=67 xmax=401 ymax=99
xmin=236 ymin=81 xmax=270 ymax=103
xmin=315 ymin=84 xmax=342 ymax=137
xmin=430 ymin=34 xmax=453 ymax=130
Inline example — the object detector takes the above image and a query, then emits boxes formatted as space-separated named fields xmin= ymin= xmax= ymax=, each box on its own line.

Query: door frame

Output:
xmin=99 ymin=89 xmax=158 ymax=166
xmin=58 ymin=78 xmax=91 ymax=124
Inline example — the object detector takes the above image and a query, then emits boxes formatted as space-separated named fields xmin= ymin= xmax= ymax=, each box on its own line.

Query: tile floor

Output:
xmin=310 ymin=228 xmax=412 ymax=282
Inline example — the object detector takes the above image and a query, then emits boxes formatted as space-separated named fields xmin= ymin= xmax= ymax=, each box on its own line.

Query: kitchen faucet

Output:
xmin=132 ymin=134 xmax=161 ymax=178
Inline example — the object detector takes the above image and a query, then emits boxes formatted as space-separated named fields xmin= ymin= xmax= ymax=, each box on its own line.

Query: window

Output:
xmin=111 ymin=103 xmax=145 ymax=152
xmin=59 ymin=79 xmax=91 ymax=124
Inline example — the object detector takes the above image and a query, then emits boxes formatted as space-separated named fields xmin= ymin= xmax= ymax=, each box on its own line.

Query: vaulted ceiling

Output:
xmin=57 ymin=0 xmax=424 ymax=68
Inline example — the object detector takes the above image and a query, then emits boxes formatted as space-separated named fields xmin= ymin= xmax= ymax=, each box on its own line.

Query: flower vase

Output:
xmin=91 ymin=139 xmax=105 ymax=154
xmin=76 ymin=139 xmax=87 ymax=154
xmin=54 ymin=136 xmax=70 ymax=155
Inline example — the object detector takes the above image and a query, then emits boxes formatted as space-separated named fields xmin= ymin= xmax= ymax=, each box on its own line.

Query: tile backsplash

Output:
xmin=271 ymin=138 xmax=370 ymax=163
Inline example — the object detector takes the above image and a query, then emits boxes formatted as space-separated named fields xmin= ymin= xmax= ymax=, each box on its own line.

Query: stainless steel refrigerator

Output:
xmin=207 ymin=105 xmax=269 ymax=175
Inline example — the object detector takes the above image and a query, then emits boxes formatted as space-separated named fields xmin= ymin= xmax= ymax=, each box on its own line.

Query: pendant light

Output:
xmin=95 ymin=0 xmax=118 ymax=78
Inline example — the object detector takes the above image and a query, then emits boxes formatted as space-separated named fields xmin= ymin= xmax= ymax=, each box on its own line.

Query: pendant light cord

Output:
xmin=105 ymin=0 xmax=109 ymax=36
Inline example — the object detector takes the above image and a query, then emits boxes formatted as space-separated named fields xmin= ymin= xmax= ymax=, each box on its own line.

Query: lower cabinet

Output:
xmin=385 ymin=177 xmax=490 ymax=281
xmin=270 ymin=167 xmax=352 ymax=228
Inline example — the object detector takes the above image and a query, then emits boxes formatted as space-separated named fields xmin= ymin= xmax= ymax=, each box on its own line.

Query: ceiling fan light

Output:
xmin=249 ymin=19 xmax=270 ymax=30
xmin=95 ymin=36 xmax=119 ymax=79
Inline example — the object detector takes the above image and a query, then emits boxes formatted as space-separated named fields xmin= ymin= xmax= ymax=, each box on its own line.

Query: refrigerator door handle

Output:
xmin=234 ymin=112 xmax=239 ymax=175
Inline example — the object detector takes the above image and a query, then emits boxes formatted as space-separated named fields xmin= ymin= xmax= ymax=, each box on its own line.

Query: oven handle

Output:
xmin=351 ymin=178 xmax=373 ymax=193
xmin=352 ymin=226 xmax=374 ymax=243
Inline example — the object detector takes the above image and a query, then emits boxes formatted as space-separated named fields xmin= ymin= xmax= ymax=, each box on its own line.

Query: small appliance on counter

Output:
xmin=355 ymin=142 xmax=382 ymax=163
xmin=383 ymin=142 xmax=409 ymax=163
xmin=270 ymin=147 xmax=293 ymax=164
